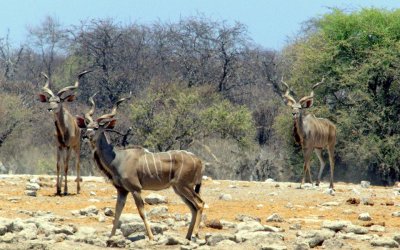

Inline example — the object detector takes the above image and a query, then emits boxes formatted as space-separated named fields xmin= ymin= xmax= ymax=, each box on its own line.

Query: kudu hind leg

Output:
xmin=74 ymin=146 xmax=81 ymax=194
xmin=173 ymin=186 xmax=204 ymax=240
xmin=111 ymin=189 xmax=128 ymax=237
xmin=328 ymin=145 xmax=335 ymax=189
xmin=132 ymin=191 xmax=154 ymax=240
xmin=314 ymin=149 xmax=325 ymax=186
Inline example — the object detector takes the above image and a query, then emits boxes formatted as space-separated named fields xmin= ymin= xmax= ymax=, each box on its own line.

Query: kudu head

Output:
xmin=281 ymin=77 xmax=325 ymax=118
xmin=38 ymin=71 xmax=91 ymax=113
xmin=76 ymin=94 xmax=130 ymax=142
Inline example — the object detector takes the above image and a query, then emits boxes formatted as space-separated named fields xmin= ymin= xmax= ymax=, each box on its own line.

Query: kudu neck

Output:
xmin=95 ymin=130 xmax=117 ymax=167
xmin=294 ymin=111 xmax=306 ymax=142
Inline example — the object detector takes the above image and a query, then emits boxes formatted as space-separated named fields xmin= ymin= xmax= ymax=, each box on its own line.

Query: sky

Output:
xmin=1 ymin=0 xmax=400 ymax=50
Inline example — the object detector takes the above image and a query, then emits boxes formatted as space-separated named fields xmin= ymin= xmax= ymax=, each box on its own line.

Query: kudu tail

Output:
xmin=194 ymin=161 xmax=206 ymax=194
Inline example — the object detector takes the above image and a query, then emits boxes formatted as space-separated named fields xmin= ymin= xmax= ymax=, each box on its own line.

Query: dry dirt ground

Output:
xmin=0 ymin=174 xmax=399 ymax=249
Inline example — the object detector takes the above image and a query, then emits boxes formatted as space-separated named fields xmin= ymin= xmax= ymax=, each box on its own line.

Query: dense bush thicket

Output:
xmin=1 ymin=9 xmax=400 ymax=184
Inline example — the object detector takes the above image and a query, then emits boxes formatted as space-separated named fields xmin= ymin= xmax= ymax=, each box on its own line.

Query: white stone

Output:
xmin=358 ymin=213 xmax=371 ymax=221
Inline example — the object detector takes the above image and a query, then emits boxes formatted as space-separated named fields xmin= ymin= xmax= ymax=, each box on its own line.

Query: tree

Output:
xmin=129 ymin=83 xmax=255 ymax=152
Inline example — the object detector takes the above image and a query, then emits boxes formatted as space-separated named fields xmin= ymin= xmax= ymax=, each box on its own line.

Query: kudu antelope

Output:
xmin=38 ymin=71 xmax=90 ymax=195
xmin=76 ymin=95 xmax=205 ymax=241
xmin=281 ymin=77 xmax=336 ymax=189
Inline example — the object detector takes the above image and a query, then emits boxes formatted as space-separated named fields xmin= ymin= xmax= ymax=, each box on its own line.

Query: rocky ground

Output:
xmin=0 ymin=174 xmax=399 ymax=249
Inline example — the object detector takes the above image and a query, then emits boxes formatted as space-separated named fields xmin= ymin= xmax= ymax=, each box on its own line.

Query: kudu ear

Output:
xmin=62 ymin=94 xmax=76 ymax=102
xmin=76 ymin=116 xmax=87 ymax=129
xmin=38 ymin=94 xmax=48 ymax=103
xmin=284 ymin=98 xmax=296 ymax=107
xmin=105 ymin=119 xmax=117 ymax=129
xmin=300 ymin=98 xmax=314 ymax=109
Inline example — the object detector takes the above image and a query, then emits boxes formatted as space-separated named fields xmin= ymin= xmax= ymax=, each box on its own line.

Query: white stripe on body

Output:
xmin=143 ymin=153 xmax=152 ymax=177
xmin=166 ymin=151 xmax=173 ymax=182
xmin=150 ymin=153 xmax=161 ymax=181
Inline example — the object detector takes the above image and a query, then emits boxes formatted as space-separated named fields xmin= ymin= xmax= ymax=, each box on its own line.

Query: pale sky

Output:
xmin=1 ymin=0 xmax=400 ymax=50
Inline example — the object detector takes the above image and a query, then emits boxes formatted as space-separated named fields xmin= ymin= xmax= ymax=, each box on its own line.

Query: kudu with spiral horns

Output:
xmin=281 ymin=77 xmax=336 ymax=189
xmin=76 ymin=94 xmax=205 ymax=241
xmin=38 ymin=70 xmax=90 ymax=195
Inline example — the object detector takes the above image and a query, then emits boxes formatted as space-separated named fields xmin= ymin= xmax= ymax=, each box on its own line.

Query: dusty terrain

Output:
xmin=0 ymin=174 xmax=399 ymax=249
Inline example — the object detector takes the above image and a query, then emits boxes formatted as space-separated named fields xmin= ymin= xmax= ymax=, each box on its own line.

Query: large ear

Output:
xmin=300 ymin=98 xmax=314 ymax=108
xmin=284 ymin=98 xmax=296 ymax=107
xmin=76 ymin=116 xmax=87 ymax=128
xmin=62 ymin=94 xmax=76 ymax=102
xmin=105 ymin=119 xmax=117 ymax=129
xmin=38 ymin=94 xmax=48 ymax=103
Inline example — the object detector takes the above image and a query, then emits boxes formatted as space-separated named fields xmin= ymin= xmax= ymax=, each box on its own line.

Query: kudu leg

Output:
xmin=56 ymin=148 xmax=62 ymax=195
xmin=74 ymin=146 xmax=81 ymax=194
xmin=314 ymin=149 xmax=325 ymax=186
xmin=132 ymin=191 xmax=154 ymax=240
xmin=63 ymin=147 xmax=72 ymax=195
xmin=173 ymin=186 xmax=204 ymax=240
xmin=301 ymin=148 xmax=313 ymax=188
xmin=111 ymin=189 xmax=128 ymax=237
xmin=328 ymin=145 xmax=335 ymax=189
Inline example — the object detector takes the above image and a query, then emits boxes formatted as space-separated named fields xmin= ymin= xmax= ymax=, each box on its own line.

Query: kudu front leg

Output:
xmin=300 ymin=148 xmax=313 ymax=189
xmin=111 ymin=189 xmax=128 ymax=237
xmin=74 ymin=146 xmax=81 ymax=194
xmin=63 ymin=147 xmax=72 ymax=195
xmin=315 ymin=149 xmax=325 ymax=187
xmin=56 ymin=148 xmax=62 ymax=195
xmin=132 ymin=191 xmax=154 ymax=240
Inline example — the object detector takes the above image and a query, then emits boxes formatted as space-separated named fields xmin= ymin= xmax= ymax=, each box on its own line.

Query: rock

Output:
xmin=289 ymin=223 xmax=302 ymax=230
xmin=264 ymin=225 xmax=284 ymax=232
xmin=25 ymin=190 xmax=37 ymax=197
xmin=118 ymin=213 xmax=143 ymax=227
xmin=323 ymin=188 xmax=335 ymax=196
xmin=259 ymin=244 xmax=287 ymax=250
xmin=302 ymin=183 xmax=313 ymax=189
xmin=265 ymin=178 xmax=275 ymax=183
xmin=336 ymin=232 xmax=373 ymax=241
xmin=361 ymin=197 xmax=374 ymax=206
xmin=358 ymin=213 xmax=371 ymax=221
xmin=165 ymin=235 xmax=188 ymax=245
xmin=235 ymin=214 xmax=260 ymax=222
xmin=360 ymin=181 xmax=370 ymax=188
xmin=236 ymin=221 xmax=264 ymax=232
xmin=145 ymin=193 xmax=167 ymax=205
xmin=26 ymin=182 xmax=41 ymax=191
xmin=148 ymin=205 xmax=168 ymax=216
xmin=205 ymin=233 xmax=235 ymax=246
xmin=343 ymin=225 xmax=368 ymax=234
xmin=215 ymin=239 xmax=237 ymax=246
xmin=235 ymin=231 xmax=283 ymax=243
xmin=104 ymin=207 xmax=114 ymax=216
xmin=120 ymin=222 xmax=166 ymax=237
xmin=371 ymin=237 xmax=399 ymax=248
xmin=321 ymin=220 xmax=351 ymax=232
xmin=79 ymin=205 xmax=99 ymax=216
xmin=266 ymin=213 xmax=284 ymax=222
xmin=89 ymin=191 xmax=96 ymax=196
xmin=321 ymin=238 xmax=353 ymax=250
xmin=220 ymin=220 xmax=237 ymax=229
xmin=392 ymin=211 xmax=400 ymax=217
xmin=369 ymin=225 xmax=385 ymax=232
xmin=394 ymin=234 xmax=400 ymax=244
xmin=106 ymin=235 xmax=129 ymax=248
xmin=346 ymin=198 xmax=360 ymax=205
xmin=293 ymin=239 xmax=310 ymax=250
xmin=296 ymin=229 xmax=335 ymax=248
xmin=219 ymin=193 xmax=232 ymax=201
xmin=205 ymin=219 xmax=223 ymax=230
xmin=321 ymin=201 xmax=339 ymax=207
